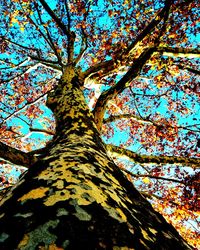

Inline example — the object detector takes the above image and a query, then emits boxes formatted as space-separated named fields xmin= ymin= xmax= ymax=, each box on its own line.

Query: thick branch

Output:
xmin=156 ymin=47 xmax=200 ymax=58
xmin=0 ymin=142 xmax=37 ymax=167
xmin=127 ymin=0 xmax=174 ymax=54
xmin=68 ymin=31 xmax=76 ymax=63
xmin=107 ymin=144 xmax=200 ymax=168
xmin=93 ymin=47 xmax=155 ymax=130
xmin=83 ymin=0 xmax=174 ymax=79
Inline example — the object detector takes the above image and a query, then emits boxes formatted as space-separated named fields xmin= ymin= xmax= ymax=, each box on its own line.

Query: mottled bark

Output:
xmin=0 ymin=66 xmax=192 ymax=249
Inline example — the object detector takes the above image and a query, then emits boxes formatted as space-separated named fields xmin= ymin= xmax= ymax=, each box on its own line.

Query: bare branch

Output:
xmin=122 ymin=168 xmax=184 ymax=184
xmin=140 ymin=192 xmax=179 ymax=207
xmin=38 ymin=0 xmax=75 ymax=63
xmin=38 ymin=0 xmax=70 ymax=37
xmin=107 ymin=144 xmax=200 ymax=168
xmin=176 ymin=64 xmax=200 ymax=75
xmin=29 ymin=16 xmax=54 ymax=52
xmin=3 ymin=37 xmax=38 ymax=52
xmin=29 ymin=54 xmax=59 ymax=65
xmin=64 ymin=0 xmax=71 ymax=31
xmin=28 ymin=9 xmax=62 ymax=64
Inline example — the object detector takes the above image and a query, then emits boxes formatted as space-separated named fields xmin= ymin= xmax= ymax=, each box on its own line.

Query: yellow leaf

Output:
xmin=142 ymin=177 xmax=150 ymax=184
xmin=92 ymin=58 xmax=98 ymax=63
xmin=157 ymin=83 xmax=162 ymax=89
xmin=169 ymin=34 xmax=176 ymax=39
xmin=20 ymin=26 xmax=25 ymax=32
xmin=11 ymin=17 xmax=19 ymax=24
xmin=112 ymin=32 xmax=118 ymax=38
xmin=12 ymin=10 xmax=19 ymax=17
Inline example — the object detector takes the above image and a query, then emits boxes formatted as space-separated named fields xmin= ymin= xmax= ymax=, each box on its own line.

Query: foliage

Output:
xmin=0 ymin=0 xmax=199 ymax=247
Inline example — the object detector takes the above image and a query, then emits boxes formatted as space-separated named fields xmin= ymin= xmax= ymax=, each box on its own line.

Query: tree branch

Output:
xmin=29 ymin=16 xmax=55 ymax=54
xmin=156 ymin=46 xmax=200 ymax=58
xmin=103 ymin=113 xmax=152 ymax=125
xmin=127 ymin=0 xmax=174 ymax=54
xmin=122 ymin=168 xmax=184 ymax=184
xmin=37 ymin=61 xmax=62 ymax=71
xmin=93 ymin=47 xmax=155 ymax=131
xmin=29 ymin=127 xmax=55 ymax=136
xmin=3 ymin=37 xmax=38 ymax=52
xmin=38 ymin=0 xmax=75 ymax=63
xmin=74 ymin=28 xmax=88 ymax=66
xmin=74 ymin=2 xmax=91 ymax=66
xmin=107 ymin=144 xmax=200 ymax=168
xmin=140 ymin=192 xmax=179 ymax=207
xmin=0 ymin=186 xmax=13 ymax=201
xmin=29 ymin=55 xmax=59 ymax=65
xmin=29 ymin=6 xmax=62 ymax=64
xmin=67 ymin=31 xmax=76 ymax=63
xmin=38 ymin=0 xmax=69 ymax=37
xmin=0 ymin=89 xmax=53 ymax=126
xmin=176 ymin=64 xmax=200 ymax=75
xmin=1 ymin=65 xmax=33 ymax=83
xmin=107 ymin=92 xmax=200 ymax=134
xmin=64 ymin=0 xmax=71 ymax=32
xmin=0 ymin=142 xmax=37 ymax=167
xmin=83 ymin=0 xmax=174 ymax=80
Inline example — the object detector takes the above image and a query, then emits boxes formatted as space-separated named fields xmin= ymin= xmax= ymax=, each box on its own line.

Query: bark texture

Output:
xmin=0 ymin=66 xmax=192 ymax=249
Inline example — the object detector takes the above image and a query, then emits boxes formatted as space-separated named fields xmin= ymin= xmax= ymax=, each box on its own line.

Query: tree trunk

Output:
xmin=0 ymin=66 xmax=192 ymax=249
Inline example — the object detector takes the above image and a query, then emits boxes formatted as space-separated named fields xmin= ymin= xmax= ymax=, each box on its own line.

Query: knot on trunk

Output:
xmin=46 ymin=87 xmax=61 ymax=112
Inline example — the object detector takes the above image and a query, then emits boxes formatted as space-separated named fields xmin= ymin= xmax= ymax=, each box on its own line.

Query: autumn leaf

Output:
xmin=142 ymin=177 xmax=150 ymax=184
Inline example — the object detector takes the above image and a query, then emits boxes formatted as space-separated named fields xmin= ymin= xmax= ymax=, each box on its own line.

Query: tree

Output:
xmin=0 ymin=0 xmax=199 ymax=249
